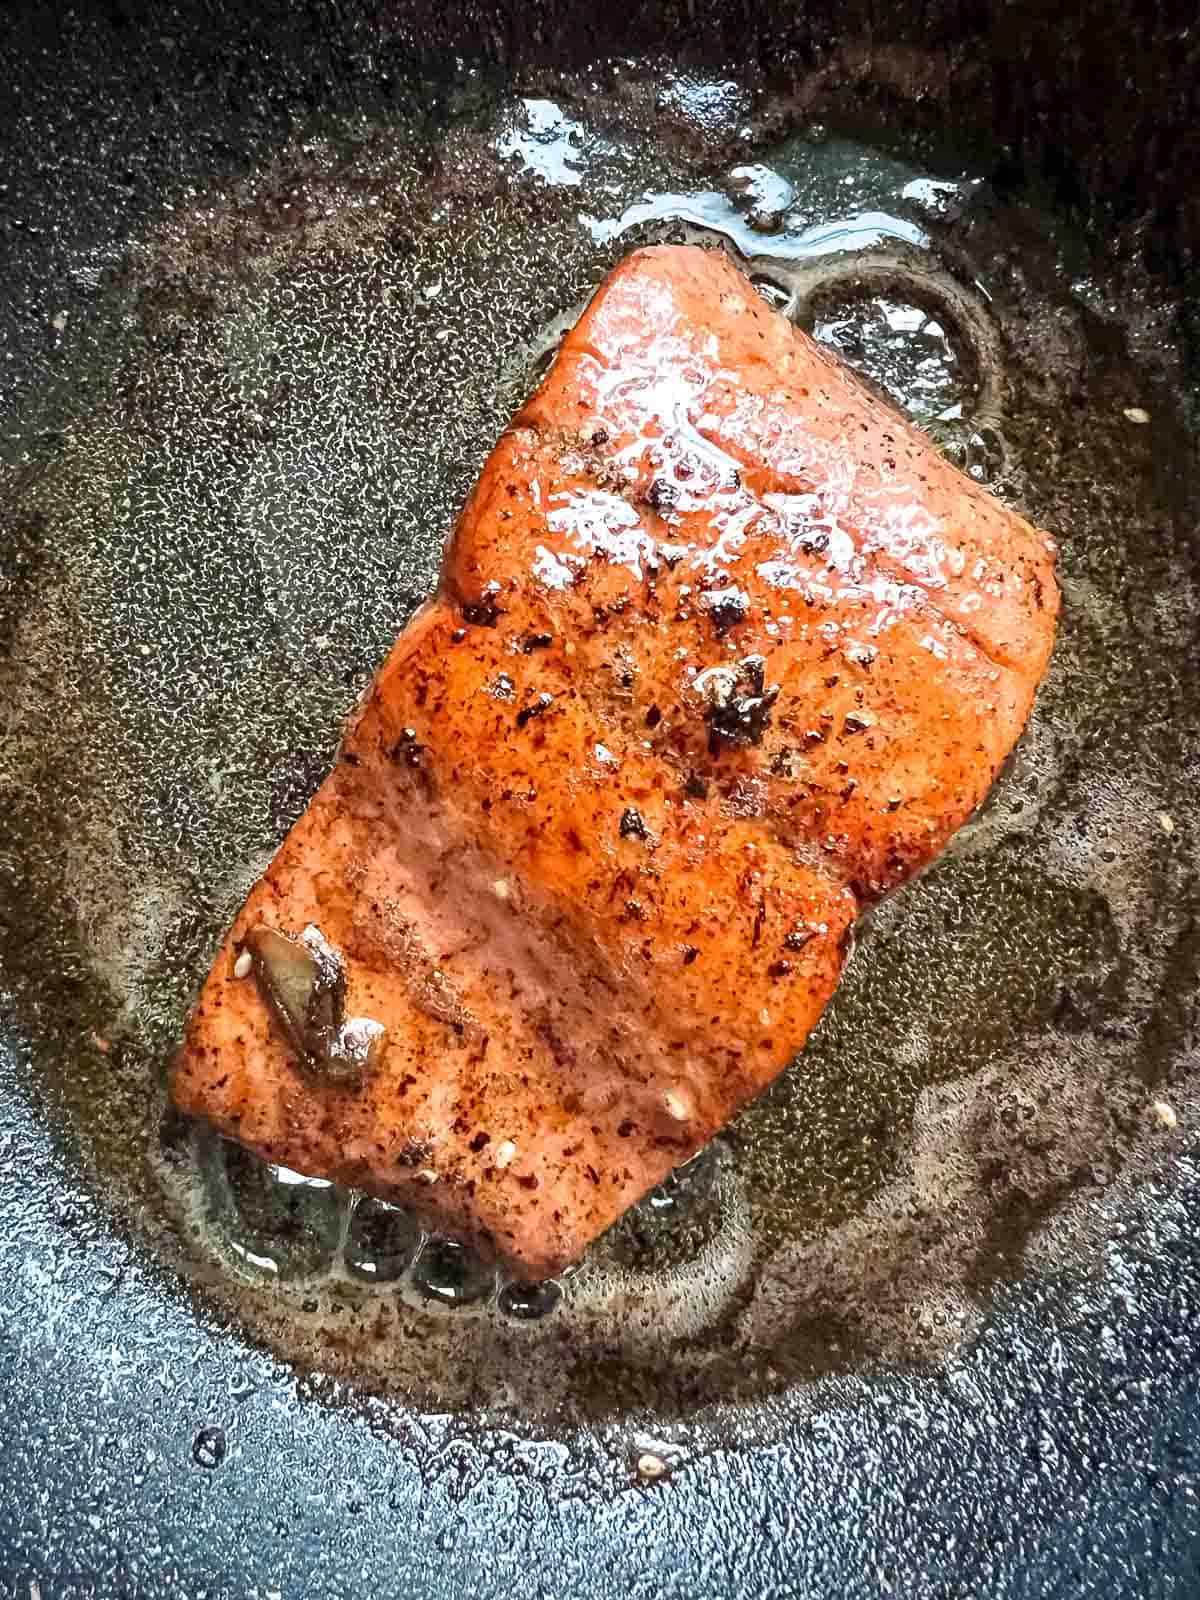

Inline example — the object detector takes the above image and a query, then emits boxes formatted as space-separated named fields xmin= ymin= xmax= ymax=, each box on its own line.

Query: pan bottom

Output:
xmin=1 ymin=57 xmax=1197 ymax=1433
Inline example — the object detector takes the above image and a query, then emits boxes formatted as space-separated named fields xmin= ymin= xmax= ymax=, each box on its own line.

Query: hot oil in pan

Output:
xmin=1 ymin=63 xmax=1197 ymax=1425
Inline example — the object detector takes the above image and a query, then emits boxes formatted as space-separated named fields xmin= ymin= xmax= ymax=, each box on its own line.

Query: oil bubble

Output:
xmin=605 ymin=1142 xmax=725 ymax=1272
xmin=411 ymin=1239 xmax=496 ymax=1308
xmin=810 ymin=293 xmax=970 ymax=424
xmin=191 ymin=1426 xmax=227 ymax=1470
xmin=749 ymin=272 xmax=795 ymax=313
xmin=214 ymin=1139 xmax=343 ymax=1280
xmin=344 ymin=1197 xmax=423 ymax=1283
xmin=497 ymin=1278 xmax=563 ymax=1321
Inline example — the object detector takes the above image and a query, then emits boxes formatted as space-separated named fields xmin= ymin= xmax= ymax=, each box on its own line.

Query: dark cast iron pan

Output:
xmin=2 ymin=1 xmax=1200 ymax=1594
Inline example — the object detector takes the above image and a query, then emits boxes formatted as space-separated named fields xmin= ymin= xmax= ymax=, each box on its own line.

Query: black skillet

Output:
xmin=2 ymin=1 xmax=1199 ymax=1594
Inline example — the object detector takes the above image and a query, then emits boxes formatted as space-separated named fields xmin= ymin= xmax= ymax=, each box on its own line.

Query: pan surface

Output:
xmin=2 ymin=1 xmax=1199 ymax=1593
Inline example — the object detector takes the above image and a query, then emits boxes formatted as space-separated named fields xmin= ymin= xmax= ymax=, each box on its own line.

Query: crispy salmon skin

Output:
xmin=172 ymin=245 xmax=1059 ymax=1280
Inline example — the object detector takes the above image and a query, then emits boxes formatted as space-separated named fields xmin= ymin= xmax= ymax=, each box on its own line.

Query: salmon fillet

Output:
xmin=172 ymin=244 xmax=1060 ymax=1281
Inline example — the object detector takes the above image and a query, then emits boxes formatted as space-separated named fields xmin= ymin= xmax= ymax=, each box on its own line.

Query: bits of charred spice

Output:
xmin=460 ymin=582 xmax=503 ymax=627
xmin=516 ymin=692 xmax=554 ymax=728
xmin=700 ymin=584 xmax=750 ymax=638
xmin=392 ymin=727 xmax=426 ymax=766
xmin=619 ymin=806 xmax=652 ymax=841
xmin=695 ymin=655 xmax=780 ymax=754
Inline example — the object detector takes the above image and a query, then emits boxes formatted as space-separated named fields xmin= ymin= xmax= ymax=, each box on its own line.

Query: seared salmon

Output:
xmin=172 ymin=244 xmax=1059 ymax=1281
